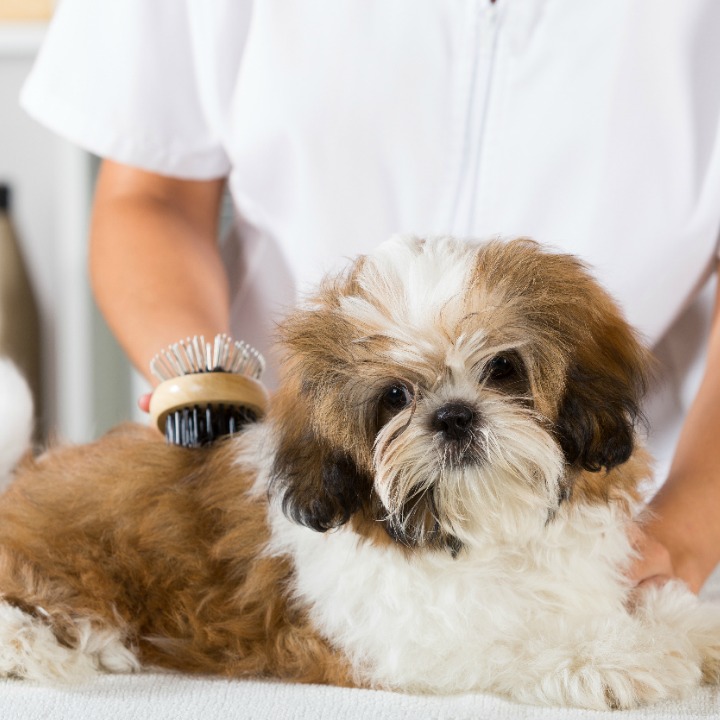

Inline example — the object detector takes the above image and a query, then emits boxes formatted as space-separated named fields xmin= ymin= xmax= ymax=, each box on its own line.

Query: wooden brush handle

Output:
xmin=149 ymin=373 xmax=270 ymax=435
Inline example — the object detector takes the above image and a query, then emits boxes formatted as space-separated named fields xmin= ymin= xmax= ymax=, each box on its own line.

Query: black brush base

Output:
xmin=164 ymin=404 xmax=258 ymax=448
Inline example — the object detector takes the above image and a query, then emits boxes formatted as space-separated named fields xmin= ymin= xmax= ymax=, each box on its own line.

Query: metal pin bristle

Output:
xmin=150 ymin=334 xmax=265 ymax=383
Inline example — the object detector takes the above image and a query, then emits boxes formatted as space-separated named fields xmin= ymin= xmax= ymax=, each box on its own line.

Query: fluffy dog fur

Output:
xmin=0 ymin=235 xmax=718 ymax=709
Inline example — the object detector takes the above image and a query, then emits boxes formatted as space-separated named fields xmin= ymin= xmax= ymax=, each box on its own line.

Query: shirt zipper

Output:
xmin=450 ymin=0 xmax=503 ymax=237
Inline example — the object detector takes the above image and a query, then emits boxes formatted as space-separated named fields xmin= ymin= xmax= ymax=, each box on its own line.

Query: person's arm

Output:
xmin=89 ymin=159 xmax=229 ymax=386
xmin=629 ymin=270 xmax=720 ymax=594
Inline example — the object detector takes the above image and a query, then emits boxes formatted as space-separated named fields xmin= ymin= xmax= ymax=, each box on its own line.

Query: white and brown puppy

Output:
xmin=0 ymin=236 xmax=718 ymax=709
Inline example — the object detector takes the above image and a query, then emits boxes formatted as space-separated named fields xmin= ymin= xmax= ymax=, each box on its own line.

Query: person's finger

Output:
xmin=138 ymin=393 xmax=152 ymax=413
xmin=626 ymin=524 xmax=674 ymax=586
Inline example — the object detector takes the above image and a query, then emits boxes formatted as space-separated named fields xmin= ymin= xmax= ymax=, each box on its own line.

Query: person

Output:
xmin=20 ymin=0 xmax=720 ymax=593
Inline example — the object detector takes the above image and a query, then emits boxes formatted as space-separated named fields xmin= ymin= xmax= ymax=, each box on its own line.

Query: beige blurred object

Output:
xmin=0 ymin=184 xmax=42 ymax=428
xmin=149 ymin=372 xmax=270 ymax=435
xmin=0 ymin=0 xmax=53 ymax=21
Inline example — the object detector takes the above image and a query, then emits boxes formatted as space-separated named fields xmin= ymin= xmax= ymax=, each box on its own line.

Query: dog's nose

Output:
xmin=431 ymin=403 xmax=476 ymax=440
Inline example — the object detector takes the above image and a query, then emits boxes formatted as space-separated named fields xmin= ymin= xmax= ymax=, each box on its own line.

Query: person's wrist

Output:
xmin=642 ymin=465 xmax=720 ymax=594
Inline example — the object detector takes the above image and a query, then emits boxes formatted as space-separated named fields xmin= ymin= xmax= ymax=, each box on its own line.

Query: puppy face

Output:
xmin=270 ymin=236 xmax=648 ymax=551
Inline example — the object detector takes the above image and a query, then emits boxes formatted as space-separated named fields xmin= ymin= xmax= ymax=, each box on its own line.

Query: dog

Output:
xmin=0 ymin=235 xmax=718 ymax=709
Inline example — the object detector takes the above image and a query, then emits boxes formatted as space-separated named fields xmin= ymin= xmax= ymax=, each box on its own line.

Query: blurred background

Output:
xmin=0 ymin=1 xmax=136 ymax=442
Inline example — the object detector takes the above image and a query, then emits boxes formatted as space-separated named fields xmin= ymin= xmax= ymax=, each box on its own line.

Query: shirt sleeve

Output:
xmin=20 ymin=0 xmax=239 ymax=179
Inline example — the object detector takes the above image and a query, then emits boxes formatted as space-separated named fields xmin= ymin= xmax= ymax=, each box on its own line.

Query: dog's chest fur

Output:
xmin=265 ymin=481 xmax=635 ymax=694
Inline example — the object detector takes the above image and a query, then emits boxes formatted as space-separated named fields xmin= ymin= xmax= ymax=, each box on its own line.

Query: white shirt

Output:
xmin=21 ymin=0 xmax=720 ymax=482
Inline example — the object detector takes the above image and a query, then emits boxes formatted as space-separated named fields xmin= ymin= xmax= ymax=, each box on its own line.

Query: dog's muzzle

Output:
xmin=431 ymin=402 xmax=477 ymax=442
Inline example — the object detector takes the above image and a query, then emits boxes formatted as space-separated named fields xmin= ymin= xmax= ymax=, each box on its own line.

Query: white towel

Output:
xmin=1 ymin=567 xmax=718 ymax=720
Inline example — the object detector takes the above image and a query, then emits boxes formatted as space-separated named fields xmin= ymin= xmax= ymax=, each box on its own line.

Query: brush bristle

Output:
xmin=164 ymin=404 xmax=258 ymax=448
xmin=150 ymin=334 xmax=264 ymax=383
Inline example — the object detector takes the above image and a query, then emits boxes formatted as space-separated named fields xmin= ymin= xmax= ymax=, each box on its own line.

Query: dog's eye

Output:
xmin=482 ymin=352 xmax=531 ymax=401
xmin=486 ymin=355 xmax=517 ymax=382
xmin=381 ymin=384 xmax=413 ymax=413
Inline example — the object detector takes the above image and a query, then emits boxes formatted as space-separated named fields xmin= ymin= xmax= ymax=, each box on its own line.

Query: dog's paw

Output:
xmin=74 ymin=617 xmax=141 ymax=675
xmin=637 ymin=581 xmax=720 ymax=687
xmin=701 ymin=647 xmax=720 ymax=685
xmin=0 ymin=600 xmax=139 ymax=681
xmin=0 ymin=601 xmax=95 ymax=681
xmin=691 ymin=612 xmax=720 ymax=685
xmin=514 ymin=603 xmax=704 ymax=710
xmin=531 ymin=650 xmax=701 ymax=710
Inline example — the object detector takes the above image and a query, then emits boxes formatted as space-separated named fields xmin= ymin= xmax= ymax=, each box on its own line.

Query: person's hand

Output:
xmin=627 ymin=523 xmax=675 ymax=590
xmin=138 ymin=393 xmax=152 ymax=414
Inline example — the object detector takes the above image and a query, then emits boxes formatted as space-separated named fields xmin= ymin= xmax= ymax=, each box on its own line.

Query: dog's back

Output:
xmin=0 ymin=413 xmax=351 ymax=684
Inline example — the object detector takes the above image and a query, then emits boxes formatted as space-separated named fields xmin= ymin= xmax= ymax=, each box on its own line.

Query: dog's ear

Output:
xmin=555 ymin=365 xmax=642 ymax=472
xmin=269 ymin=279 xmax=378 ymax=532
xmin=270 ymin=430 xmax=371 ymax=533
xmin=554 ymin=319 xmax=649 ymax=473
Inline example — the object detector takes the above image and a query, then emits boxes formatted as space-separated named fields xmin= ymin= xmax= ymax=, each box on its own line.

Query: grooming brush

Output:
xmin=148 ymin=334 xmax=269 ymax=448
